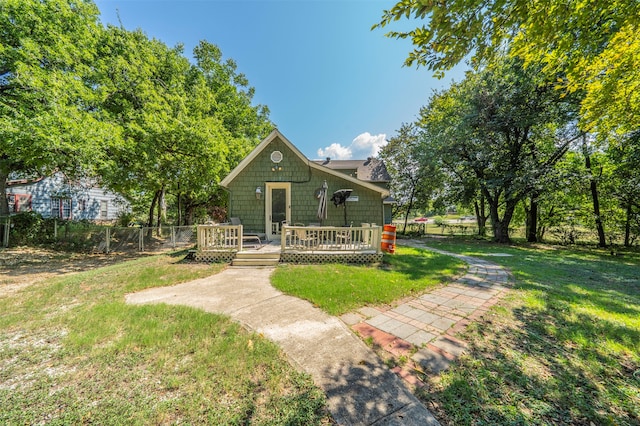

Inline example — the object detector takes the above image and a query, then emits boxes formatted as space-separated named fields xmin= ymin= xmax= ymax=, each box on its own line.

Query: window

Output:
xmin=51 ymin=198 xmax=72 ymax=219
xmin=100 ymin=200 xmax=108 ymax=219
xmin=61 ymin=199 xmax=72 ymax=219
xmin=6 ymin=194 xmax=31 ymax=213
xmin=7 ymin=194 xmax=16 ymax=212
xmin=51 ymin=198 xmax=60 ymax=218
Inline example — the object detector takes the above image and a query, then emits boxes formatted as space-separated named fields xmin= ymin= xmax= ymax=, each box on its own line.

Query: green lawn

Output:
xmin=271 ymin=245 xmax=465 ymax=316
xmin=0 ymin=252 xmax=329 ymax=425
xmin=414 ymin=238 xmax=640 ymax=426
xmin=4 ymin=241 xmax=637 ymax=425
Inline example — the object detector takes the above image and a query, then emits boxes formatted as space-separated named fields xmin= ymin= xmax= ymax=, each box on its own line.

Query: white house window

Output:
xmin=62 ymin=199 xmax=72 ymax=219
xmin=100 ymin=200 xmax=108 ymax=219
xmin=51 ymin=198 xmax=60 ymax=218
xmin=51 ymin=198 xmax=72 ymax=219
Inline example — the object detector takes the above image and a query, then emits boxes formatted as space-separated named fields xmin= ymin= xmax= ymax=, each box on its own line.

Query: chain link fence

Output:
xmin=1 ymin=216 xmax=197 ymax=253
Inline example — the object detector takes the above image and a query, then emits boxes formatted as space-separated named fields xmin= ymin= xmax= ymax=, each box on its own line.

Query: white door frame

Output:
xmin=265 ymin=182 xmax=291 ymax=240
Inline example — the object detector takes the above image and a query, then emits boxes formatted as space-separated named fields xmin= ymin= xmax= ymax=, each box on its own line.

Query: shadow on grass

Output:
xmin=383 ymin=247 xmax=464 ymax=283
xmin=416 ymin=238 xmax=640 ymax=425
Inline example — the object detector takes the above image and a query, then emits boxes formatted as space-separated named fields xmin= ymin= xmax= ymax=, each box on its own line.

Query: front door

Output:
xmin=266 ymin=182 xmax=291 ymax=240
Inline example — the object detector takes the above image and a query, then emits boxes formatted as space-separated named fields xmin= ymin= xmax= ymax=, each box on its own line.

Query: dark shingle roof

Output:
xmin=313 ymin=158 xmax=391 ymax=182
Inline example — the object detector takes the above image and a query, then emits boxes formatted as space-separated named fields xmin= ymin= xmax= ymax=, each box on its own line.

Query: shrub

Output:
xmin=7 ymin=212 xmax=49 ymax=245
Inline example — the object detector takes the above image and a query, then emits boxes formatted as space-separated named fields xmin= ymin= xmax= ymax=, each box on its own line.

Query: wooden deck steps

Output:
xmin=231 ymin=251 xmax=280 ymax=267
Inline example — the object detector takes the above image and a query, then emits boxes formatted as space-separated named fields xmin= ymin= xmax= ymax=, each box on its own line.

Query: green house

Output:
xmin=220 ymin=129 xmax=392 ymax=241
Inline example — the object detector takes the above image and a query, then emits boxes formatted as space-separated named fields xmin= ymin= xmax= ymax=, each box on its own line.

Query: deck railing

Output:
xmin=281 ymin=225 xmax=382 ymax=253
xmin=197 ymin=224 xmax=243 ymax=251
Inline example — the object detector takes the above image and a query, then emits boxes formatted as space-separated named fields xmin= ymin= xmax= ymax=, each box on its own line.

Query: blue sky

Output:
xmin=94 ymin=0 xmax=467 ymax=160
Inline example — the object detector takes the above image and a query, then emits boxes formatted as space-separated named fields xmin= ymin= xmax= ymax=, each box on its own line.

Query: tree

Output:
xmin=96 ymin=28 xmax=272 ymax=226
xmin=0 ymin=0 xmax=114 ymax=216
xmin=375 ymin=0 xmax=640 ymax=136
xmin=605 ymin=132 xmax=640 ymax=246
xmin=379 ymin=123 xmax=437 ymax=233
xmin=581 ymin=136 xmax=607 ymax=247
xmin=419 ymin=58 xmax=578 ymax=243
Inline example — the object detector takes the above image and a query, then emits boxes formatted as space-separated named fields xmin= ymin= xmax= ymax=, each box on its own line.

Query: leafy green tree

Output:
xmin=581 ymin=136 xmax=607 ymax=247
xmin=180 ymin=41 xmax=272 ymax=224
xmin=95 ymin=26 xmax=192 ymax=228
xmin=379 ymin=123 xmax=438 ymax=233
xmin=97 ymin=29 xmax=271 ymax=226
xmin=419 ymin=58 xmax=577 ymax=243
xmin=375 ymin=0 xmax=639 ymax=136
xmin=604 ymin=132 xmax=640 ymax=246
xmin=0 ymin=0 xmax=114 ymax=216
xmin=413 ymin=103 xmax=490 ymax=236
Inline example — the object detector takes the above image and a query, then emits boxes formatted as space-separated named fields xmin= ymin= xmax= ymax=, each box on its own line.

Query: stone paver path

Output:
xmin=343 ymin=241 xmax=512 ymax=382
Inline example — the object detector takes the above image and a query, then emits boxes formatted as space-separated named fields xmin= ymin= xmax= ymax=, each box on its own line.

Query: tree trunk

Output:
xmin=402 ymin=187 xmax=416 ymax=235
xmin=538 ymin=205 xmax=553 ymax=242
xmin=526 ymin=192 xmax=539 ymax=242
xmin=146 ymin=190 xmax=160 ymax=239
xmin=177 ymin=186 xmax=182 ymax=226
xmin=474 ymin=195 xmax=487 ymax=236
xmin=184 ymin=203 xmax=195 ymax=226
xmin=147 ymin=190 xmax=159 ymax=228
xmin=624 ymin=202 xmax=632 ymax=247
xmin=156 ymin=186 xmax=166 ymax=235
xmin=584 ymin=152 xmax=607 ymax=247
xmin=487 ymin=191 xmax=517 ymax=244
xmin=0 ymin=166 xmax=10 ymax=217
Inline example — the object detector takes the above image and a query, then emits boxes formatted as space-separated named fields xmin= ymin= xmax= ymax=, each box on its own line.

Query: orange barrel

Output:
xmin=381 ymin=224 xmax=396 ymax=253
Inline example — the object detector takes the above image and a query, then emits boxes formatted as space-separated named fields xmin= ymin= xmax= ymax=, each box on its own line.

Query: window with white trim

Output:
xmin=100 ymin=200 xmax=108 ymax=219
xmin=51 ymin=197 xmax=72 ymax=219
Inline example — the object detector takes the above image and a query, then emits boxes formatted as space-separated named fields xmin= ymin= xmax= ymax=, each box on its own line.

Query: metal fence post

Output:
xmin=105 ymin=228 xmax=110 ymax=253
xmin=54 ymin=219 xmax=58 ymax=239
xmin=139 ymin=227 xmax=144 ymax=252
xmin=171 ymin=226 xmax=176 ymax=249
xmin=2 ymin=218 xmax=9 ymax=248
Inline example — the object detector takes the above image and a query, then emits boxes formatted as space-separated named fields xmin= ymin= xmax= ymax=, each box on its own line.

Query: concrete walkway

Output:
xmin=126 ymin=266 xmax=439 ymax=425
xmin=125 ymin=241 xmax=511 ymax=424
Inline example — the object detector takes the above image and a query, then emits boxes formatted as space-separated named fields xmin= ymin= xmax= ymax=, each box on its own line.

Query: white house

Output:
xmin=6 ymin=172 xmax=129 ymax=221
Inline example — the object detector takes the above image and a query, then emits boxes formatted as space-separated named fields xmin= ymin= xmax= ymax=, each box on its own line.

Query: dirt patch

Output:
xmin=0 ymin=247 xmax=143 ymax=297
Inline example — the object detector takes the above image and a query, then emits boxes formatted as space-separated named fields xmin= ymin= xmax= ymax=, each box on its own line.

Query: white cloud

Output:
xmin=317 ymin=132 xmax=387 ymax=160
xmin=317 ymin=143 xmax=352 ymax=160
xmin=351 ymin=132 xmax=387 ymax=158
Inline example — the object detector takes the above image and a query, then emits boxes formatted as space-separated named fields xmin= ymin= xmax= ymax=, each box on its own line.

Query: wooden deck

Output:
xmin=195 ymin=224 xmax=383 ymax=264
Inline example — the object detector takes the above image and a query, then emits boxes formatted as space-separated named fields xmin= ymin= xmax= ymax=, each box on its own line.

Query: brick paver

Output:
xmin=345 ymin=240 xmax=512 ymax=386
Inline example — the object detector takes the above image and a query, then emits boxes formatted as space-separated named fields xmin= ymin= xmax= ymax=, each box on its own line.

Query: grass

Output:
xmin=414 ymin=237 xmax=640 ymax=426
xmin=0 ymin=251 xmax=329 ymax=425
xmin=6 ymin=240 xmax=637 ymax=424
xmin=271 ymin=245 xmax=465 ymax=316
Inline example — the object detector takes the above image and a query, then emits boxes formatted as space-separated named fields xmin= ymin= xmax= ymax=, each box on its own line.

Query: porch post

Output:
xmin=281 ymin=224 xmax=287 ymax=252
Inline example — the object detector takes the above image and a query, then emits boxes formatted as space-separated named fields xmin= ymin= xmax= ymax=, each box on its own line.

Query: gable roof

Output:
xmin=312 ymin=158 xmax=391 ymax=182
xmin=220 ymin=129 xmax=389 ymax=197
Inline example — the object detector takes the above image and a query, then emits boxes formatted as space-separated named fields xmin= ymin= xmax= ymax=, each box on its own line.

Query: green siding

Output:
xmin=226 ymin=136 xmax=385 ymax=232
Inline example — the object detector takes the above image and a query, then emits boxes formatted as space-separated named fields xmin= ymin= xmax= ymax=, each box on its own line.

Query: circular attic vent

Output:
xmin=270 ymin=150 xmax=283 ymax=163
